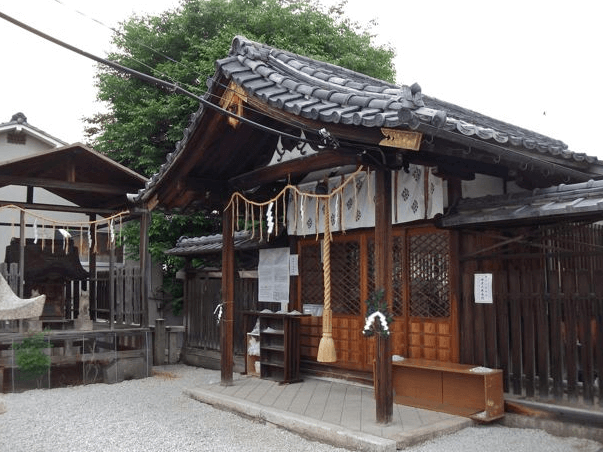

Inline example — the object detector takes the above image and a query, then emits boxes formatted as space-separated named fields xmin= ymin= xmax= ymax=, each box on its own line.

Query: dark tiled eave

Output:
xmin=441 ymin=179 xmax=603 ymax=227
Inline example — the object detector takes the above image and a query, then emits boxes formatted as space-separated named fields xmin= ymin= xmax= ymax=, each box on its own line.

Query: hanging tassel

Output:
xmin=274 ymin=198 xmax=278 ymax=237
xmin=259 ymin=205 xmax=264 ymax=242
xmin=244 ymin=200 xmax=249 ymax=232
xmin=368 ymin=168 xmax=373 ymax=205
xmin=250 ymin=205 xmax=255 ymax=239
xmin=317 ymin=199 xmax=336 ymax=363
xmin=79 ymin=225 xmax=84 ymax=254
xmin=315 ymin=196 xmax=320 ymax=240
xmin=282 ymin=189 xmax=287 ymax=233
xmin=52 ymin=224 xmax=56 ymax=253
xmin=41 ymin=222 xmax=45 ymax=250
xmin=334 ymin=192 xmax=339 ymax=232
xmin=300 ymin=194 xmax=305 ymax=235
xmin=231 ymin=200 xmax=236 ymax=237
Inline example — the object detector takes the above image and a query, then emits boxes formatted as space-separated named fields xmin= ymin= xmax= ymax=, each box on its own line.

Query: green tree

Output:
xmin=86 ymin=0 xmax=396 ymax=314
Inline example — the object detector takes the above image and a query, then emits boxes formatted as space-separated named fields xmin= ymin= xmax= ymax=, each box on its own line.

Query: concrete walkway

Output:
xmin=186 ymin=374 xmax=473 ymax=451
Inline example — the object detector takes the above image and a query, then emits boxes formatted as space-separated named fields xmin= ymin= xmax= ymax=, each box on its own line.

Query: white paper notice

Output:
xmin=258 ymin=248 xmax=290 ymax=303
xmin=289 ymin=254 xmax=299 ymax=276
xmin=474 ymin=273 xmax=493 ymax=303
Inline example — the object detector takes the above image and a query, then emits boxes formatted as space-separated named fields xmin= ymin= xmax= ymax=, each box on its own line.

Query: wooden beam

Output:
xmin=229 ymin=150 xmax=360 ymax=190
xmin=0 ymin=201 xmax=124 ymax=216
xmin=0 ymin=175 xmax=131 ymax=195
xmin=221 ymin=203 xmax=235 ymax=385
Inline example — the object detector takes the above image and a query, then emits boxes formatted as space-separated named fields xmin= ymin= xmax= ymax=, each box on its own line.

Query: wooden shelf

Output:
xmin=257 ymin=313 xmax=304 ymax=384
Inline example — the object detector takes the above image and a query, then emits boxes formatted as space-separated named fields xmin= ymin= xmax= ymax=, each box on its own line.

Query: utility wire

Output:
xmin=0 ymin=10 xmax=324 ymax=147
xmin=39 ymin=1 xmax=331 ymax=141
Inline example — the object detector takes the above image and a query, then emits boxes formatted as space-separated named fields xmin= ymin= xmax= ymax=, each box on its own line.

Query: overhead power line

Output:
xmin=0 ymin=10 xmax=325 ymax=147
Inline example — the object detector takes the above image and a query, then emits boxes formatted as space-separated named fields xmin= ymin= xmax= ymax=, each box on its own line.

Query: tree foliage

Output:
xmin=87 ymin=0 xmax=396 ymax=174
xmin=86 ymin=0 xmax=396 ymax=315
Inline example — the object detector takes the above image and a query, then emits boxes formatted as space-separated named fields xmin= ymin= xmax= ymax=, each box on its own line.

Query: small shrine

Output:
xmin=5 ymin=236 xmax=88 ymax=321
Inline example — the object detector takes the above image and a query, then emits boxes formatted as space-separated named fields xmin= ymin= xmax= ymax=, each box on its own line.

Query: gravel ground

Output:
xmin=1 ymin=364 xmax=602 ymax=452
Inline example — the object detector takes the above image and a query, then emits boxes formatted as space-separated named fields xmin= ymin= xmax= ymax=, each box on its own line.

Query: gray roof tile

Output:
xmin=134 ymin=36 xmax=603 ymax=206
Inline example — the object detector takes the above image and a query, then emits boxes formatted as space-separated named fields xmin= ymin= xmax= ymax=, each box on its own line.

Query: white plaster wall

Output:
xmin=462 ymin=173 xmax=506 ymax=198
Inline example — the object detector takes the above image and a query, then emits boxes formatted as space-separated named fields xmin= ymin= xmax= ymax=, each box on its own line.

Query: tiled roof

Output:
xmin=135 ymin=36 xmax=601 ymax=203
xmin=221 ymin=36 xmax=594 ymax=163
xmin=0 ymin=112 xmax=68 ymax=147
xmin=165 ymin=230 xmax=262 ymax=256
xmin=440 ymin=179 xmax=603 ymax=227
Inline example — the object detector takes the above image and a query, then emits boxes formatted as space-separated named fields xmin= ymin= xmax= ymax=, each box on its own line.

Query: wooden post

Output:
xmin=154 ymin=317 xmax=166 ymax=365
xmin=139 ymin=210 xmax=151 ymax=327
xmin=221 ymin=203 xmax=235 ymax=385
xmin=374 ymin=168 xmax=393 ymax=424
xmin=89 ymin=214 xmax=97 ymax=321
xmin=19 ymin=209 xmax=26 ymax=298
xmin=109 ymin=234 xmax=115 ymax=331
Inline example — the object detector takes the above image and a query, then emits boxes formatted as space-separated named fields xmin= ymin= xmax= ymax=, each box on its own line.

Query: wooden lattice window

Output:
xmin=409 ymin=232 xmax=450 ymax=317
xmin=300 ymin=242 xmax=323 ymax=305
xmin=392 ymin=236 xmax=405 ymax=316
xmin=367 ymin=238 xmax=405 ymax=316
xmin=330 ymin=240 xmax=361 ymax=314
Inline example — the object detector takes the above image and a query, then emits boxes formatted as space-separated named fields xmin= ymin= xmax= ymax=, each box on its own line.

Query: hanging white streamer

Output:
xmin=300 ymin=194 xmax=305 ymax=232
xmin=33 ymin=218 xmax=38 ymax=244
xmin=333 ymin=192 xmax=339 ymax=230
xmin=110 ymin=219 xmax=115 ymax=244
xmin=266 ymin=202 xmax=274 ymax=235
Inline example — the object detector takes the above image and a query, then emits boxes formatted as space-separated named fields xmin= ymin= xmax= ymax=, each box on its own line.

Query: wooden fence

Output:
xmin=95 ymin=266 xmax=143 ymax=326
xmin=184 ymin=271 xmax=258 ymax=355
xmin=459 ymin=222 xmax=603 ymax=407
xmin=0 ymin=263 xmax=143 ymax=329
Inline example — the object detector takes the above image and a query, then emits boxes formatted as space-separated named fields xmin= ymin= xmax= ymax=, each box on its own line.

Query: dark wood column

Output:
xmin=139 ymin=209 xmax=151 ymax=327
xmin=221 ymin=203 xmax=235 ymax=385
xmin=89 ymin=214 xmax=97 ymax=321
xmin=374 ymin=168 xmax=393 ymax=424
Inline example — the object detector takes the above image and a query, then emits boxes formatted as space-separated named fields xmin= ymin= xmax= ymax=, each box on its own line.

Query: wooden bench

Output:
xmin=391 ymin=358 xmax=504 ymax=422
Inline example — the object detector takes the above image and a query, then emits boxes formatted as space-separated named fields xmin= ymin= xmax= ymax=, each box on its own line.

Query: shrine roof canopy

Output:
xmin=135 ymin=36 xmax=603 ymax=212
xmin=0 ymin=143 xmax=147 ymax=215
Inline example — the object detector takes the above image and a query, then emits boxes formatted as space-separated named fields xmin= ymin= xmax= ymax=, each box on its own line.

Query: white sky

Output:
xmin=1 ymin=0 xmax=601 ymax=157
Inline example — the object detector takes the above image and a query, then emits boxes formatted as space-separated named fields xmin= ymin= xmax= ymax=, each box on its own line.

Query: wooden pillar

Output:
xmin=109 ymin=233 xmax=115 ymax=330
xmin=89 ymin=214 xmax=97 ymax=321
xmin=221 ymin=203 xmax=235 ymax=385
xmin=139 ymin=210 xmax=151 ymax=327
xmin=19 ymin=209 xmax=25 ymax=298
xmin=374 ymin=168 xmax=393 ymax=424
xmin=154 ymin=317 xmax=166 ymax=365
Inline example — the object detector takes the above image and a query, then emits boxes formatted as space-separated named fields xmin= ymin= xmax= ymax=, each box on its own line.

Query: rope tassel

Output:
xmin=317 ymin=199 xmax=336 ymax=363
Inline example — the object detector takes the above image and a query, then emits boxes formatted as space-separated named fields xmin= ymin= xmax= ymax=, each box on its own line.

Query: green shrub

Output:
xmin=11 ymin=332 xmax=53 ymax=381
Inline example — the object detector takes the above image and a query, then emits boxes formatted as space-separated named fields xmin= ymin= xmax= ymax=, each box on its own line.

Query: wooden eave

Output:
xmin=0 ymin=143 xmax=146 ymax=214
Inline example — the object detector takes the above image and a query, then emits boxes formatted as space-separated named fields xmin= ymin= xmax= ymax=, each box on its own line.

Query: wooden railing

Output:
xmin=0 ymin=263 xmax=144 ymax=331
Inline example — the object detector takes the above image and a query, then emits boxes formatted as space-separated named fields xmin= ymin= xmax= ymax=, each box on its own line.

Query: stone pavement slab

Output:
xmin=185 ymin=374 xmax=473 ymax=451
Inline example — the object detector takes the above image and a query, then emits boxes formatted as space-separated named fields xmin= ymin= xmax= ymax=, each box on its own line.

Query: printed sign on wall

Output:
xmin=474 ymin=273 xmax=493 ymax=303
